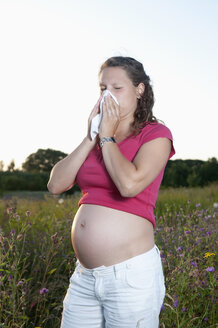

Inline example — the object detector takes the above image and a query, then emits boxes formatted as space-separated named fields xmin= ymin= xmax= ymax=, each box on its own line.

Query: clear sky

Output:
xmin=1 ymin=0 xmax=218 ymax=169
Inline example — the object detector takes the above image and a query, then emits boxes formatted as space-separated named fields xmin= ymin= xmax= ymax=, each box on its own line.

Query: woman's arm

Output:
xmin=47 ymin=137 xmax=95 ymax=194
xmin=101 ymin=137 xmax=171 ymax=197
xmin=47 ymin=96 xmax=102 ymax=194
xmin=99 ymin=93 xmax=171 ymax=197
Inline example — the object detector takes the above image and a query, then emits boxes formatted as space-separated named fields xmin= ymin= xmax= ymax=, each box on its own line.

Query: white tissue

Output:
xmin=90 ymin=90 xmax=119 ymax=140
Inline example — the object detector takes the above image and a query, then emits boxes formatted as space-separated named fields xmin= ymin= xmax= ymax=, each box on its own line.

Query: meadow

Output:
xmin=0 ymin=184 xmax=217 ymax=328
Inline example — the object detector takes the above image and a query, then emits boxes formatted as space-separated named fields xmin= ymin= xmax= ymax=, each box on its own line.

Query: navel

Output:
xmin=80 ymin=221 xmax=86 ymax=228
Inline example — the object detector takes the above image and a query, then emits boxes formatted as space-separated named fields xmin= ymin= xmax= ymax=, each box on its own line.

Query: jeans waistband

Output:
xmin=75 ymin=245 xmax=160 ymax=276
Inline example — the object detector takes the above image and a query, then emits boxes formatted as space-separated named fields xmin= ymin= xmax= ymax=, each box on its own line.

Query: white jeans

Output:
xmin=61 ymin=245 xmax=165 ymax=328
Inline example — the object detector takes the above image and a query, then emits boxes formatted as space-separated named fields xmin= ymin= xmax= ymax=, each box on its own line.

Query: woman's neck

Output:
xmin=114 ymin=119 xmax=133 ymax=143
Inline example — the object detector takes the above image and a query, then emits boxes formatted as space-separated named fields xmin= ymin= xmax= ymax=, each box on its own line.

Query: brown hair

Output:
xmin=99 ymin=56 xmax=158 ymax=135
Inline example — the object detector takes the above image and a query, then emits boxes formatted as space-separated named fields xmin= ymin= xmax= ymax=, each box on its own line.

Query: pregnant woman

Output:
xmin=47 ymin=56 xmax=175 ymax=328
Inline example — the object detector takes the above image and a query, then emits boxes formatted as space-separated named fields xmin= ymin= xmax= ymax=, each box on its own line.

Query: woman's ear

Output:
xmin=136 ymin=83 xmax=145 ymax=99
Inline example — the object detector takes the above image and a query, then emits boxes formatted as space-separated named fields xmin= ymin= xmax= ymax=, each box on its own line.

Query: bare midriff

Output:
xmin=71 ymin=204 xmax=154 ymax=269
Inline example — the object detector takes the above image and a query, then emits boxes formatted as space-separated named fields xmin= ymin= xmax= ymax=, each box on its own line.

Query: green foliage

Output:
xmin=0 ymin=158 xmax=217 ymax=194
xmin=198 ymin=157 xmax=218 ymax=185
xmin=0 ymin=186 xmax=217 ymax=327
xmin=0 ymin=171 xmax=49 ymax=192
xmin=22 ymin=148 xmax=68 ymax=173
xmin=0 ymin=161 xmax=4 ymax=171
xmin=155 ymin=187 xmax=217 ymax=327
xmin=162 ymin=158 xmax=218 ymax=188
xmin=0 ymin=195 xmax=80 ymax=328
xmin=0 ymin=171 xmax=80 ymax=195
xmin=7 ymin=160 xmax=15 ymax=172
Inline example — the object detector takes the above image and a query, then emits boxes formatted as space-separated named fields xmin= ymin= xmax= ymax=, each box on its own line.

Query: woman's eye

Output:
xmin=114 ymin=87 xmax=121 ymax=90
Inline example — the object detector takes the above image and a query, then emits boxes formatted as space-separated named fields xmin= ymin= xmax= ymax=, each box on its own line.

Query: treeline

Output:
xmin=162 ymin=157 xmax=218 ymax=187
xmin=0 ymin=159 xmax=217 ymax=194
xmin=0 ymin=171 xmax=80 ymax=195
xmin=0 ymin=149 xmax=217 ymax=193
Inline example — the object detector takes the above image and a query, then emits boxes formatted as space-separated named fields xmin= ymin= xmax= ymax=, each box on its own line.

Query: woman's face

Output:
xmin=99 ymin=67 xmax=142 ymax=120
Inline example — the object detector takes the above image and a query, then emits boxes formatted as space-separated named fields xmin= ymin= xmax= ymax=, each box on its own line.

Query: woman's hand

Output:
xmin=87 ymin=95 xmax=102 ymax=141
xmin=99 ymin=94 xmax=120 ymax=139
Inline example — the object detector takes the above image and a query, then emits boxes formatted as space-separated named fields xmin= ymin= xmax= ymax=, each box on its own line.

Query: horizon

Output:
xmin=1 ymin=151 xmax=217 ymax=172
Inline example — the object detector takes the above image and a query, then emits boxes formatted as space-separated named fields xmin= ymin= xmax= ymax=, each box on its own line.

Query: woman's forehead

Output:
xmin=99 ymin=67 xmax=130 ymax=83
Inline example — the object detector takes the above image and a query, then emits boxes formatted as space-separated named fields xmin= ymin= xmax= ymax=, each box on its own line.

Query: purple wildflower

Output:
xmin=191 ymin=261 xmax=197 ymax=267
xmin=40 ymin=288 xmax=49 ymax=295
xmin=173 ymin=300 xmax=178 ymax=308
xmin=177 ymin=247 xmax=183 ymax=251
xmin=17 ymin=281 xmax=23 ymax=286
xmin=196 ymin=203 xmax=201 ymax=207
xmin=205 ymin=267 xmax=215 ymax=272
xmin=10 ymin=229 xmax=15 ymax=235
xmin=182 ymin=307 xmax=187 ymax=312
xmin=185 ymin=230 xmax=191 ymax=234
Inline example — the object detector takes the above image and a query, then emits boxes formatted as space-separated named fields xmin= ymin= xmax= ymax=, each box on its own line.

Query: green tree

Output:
xmin=7 ymin=159 xmax=15 ymax=172
xmin=187 ymin=160 xmax=204 ymax=187
xmin=199 ymin=157 xmax=218 ymax=185
xmin=0 ymin=160 xmax=4 ymax=171
xmin=22 ymin=148 xmax=68 ymax=173
xmin=162 ymin=160 xmax=190 ymax=187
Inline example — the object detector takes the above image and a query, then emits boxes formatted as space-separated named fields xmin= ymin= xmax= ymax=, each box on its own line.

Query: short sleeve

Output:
xmin=139 ymin=123 xmax=175 ymax=159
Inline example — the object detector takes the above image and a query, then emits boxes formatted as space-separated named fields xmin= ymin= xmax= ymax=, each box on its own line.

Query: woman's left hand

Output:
xmin=99 ymin=94 xmax=120 ymax=139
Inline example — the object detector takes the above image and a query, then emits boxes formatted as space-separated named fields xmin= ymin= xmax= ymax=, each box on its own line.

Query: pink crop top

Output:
xmin=76 ymin=123 xmax=175 ymax=228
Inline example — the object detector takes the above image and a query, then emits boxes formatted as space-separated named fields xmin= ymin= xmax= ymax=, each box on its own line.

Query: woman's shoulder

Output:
xmin=139 ymin=122 xmax=173 ymax=141
xmin=138 ymin=121 xmax=175 ymax=158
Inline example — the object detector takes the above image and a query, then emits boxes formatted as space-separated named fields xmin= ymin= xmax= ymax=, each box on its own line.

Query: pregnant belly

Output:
xmin=71 ymin=204 xmax=154 ymax=269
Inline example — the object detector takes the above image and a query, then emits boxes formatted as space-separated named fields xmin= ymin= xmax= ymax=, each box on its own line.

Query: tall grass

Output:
xmin=156 ymin=184 xmax=217 ymax=327
xmin=0 ymin=185 xmax=217 ymax=328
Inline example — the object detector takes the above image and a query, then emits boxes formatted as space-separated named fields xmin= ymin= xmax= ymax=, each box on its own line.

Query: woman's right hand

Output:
xmin=87 ymin=95 xmax=103 ymax=141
